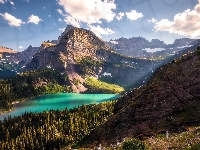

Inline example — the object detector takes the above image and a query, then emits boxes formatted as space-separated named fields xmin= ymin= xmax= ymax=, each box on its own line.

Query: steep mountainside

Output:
xmin=106 ymin=37 xmax=198 ymax=57
xmin=83 ymin=47 xmax=200 ymax=147
xmin=24 ymin=26 xmax=159 ymax=92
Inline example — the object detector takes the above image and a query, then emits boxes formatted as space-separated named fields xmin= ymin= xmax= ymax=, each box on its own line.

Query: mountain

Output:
xmin=83 ymin=46 xmax=200 ymax=147
xmin=8 ymin=45 xmax=39 ymax=66
xmin=0 ymin=46 xmax=18 ymax=54
xmin=0 ymin=46 xmax=18 ymax=59
xmin=0 ymin=45 xmax=39 ymax=79
xmin=24 ymin=26 xmax=160 ymax=92
xmin=106 ymin=37 xmax=199 ymax=57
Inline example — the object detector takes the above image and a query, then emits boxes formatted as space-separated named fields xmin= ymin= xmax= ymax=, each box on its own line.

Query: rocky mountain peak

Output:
xmin=28 ymin=45 xmax=33 ymax=49
xmin=59 ymin=27 xmax=106 ymax=47
xmin=57 ymin=25 xmax=76 ymax=44
xmin=24 ymin=26 xmax=157 ymax=93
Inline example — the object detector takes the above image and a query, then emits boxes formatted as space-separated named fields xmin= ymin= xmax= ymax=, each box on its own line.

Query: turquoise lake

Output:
xmin=0 ymin=93 xmax=120 ymax=120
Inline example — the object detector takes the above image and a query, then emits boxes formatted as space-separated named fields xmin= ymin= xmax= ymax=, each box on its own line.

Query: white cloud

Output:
xmin=57 ymin=9 xmax=63 ymax=15
xmin=0 ymin=0 xmax=14 ymax=5
xmin=116 ymin=12 xmax=124 ymax=20
xmin=0 ymin=12 xmax=25 ymax=26
xmin=27 ymin=15 xmax=42 ymax=24
xmin=149 ymin=1 xmax=200 ymax=37
xmin=125 ymin=10 xmax=143 ymax=21
xmin=58 ymin=18 xmax=62 ymax=22
xmin=88 ymin=25 xmax=115 ymax=37
xmin=19 ymin=46 xmax=23 ymax=49
xmin=59 ymin=28 xmax=65 ymax=32
xmin=58 ymin=0 xmax=116 ymax=26
xmin=9 ymin=0 xmax=14 ymax=5
xmin=64 ymin=15 xmax=80 ymax=27
xmin=148 ymin=18 xmax=157 ymax=23
xmin=0 ymin=0 xmax=6 ymax=4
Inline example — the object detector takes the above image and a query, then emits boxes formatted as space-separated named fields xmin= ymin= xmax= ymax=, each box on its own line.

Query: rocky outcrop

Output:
xmin=0 ymin=46 xmax=18 ymax=59
xmin=57 ymin=25 xmax=75 ymax=44
xmin=84 ymin=48 xmax=200 ymax=147
xmin=0 ymin=46 xmax=18 ymax=54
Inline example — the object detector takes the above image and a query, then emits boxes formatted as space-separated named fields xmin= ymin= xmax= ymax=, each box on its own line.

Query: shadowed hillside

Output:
xmin=81 ymin=46 xmax=200 ymax=148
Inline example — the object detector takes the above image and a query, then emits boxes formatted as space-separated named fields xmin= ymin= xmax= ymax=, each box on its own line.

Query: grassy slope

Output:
xmin=84 ymin=77 xmax=124 ymax=94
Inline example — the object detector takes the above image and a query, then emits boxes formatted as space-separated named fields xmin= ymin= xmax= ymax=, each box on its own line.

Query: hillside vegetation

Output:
xmin=80 ymin=46 xmax=200 ymax=148
xmin=0 ymin=69 xmax=71 ymax=112
xmin=84 ymin=77 xmax=124 ymax=94
xmin=0 ymin=100 xmax=116 ymax=149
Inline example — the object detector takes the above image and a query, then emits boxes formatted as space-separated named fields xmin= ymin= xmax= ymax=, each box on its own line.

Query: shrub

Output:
xmin=186 ymin=55 xmax=193 ymax=60
xmin=121 ymin=138 xmax=148 ymax=150
xmin=187 ymin=142 xmax=200 ymax=150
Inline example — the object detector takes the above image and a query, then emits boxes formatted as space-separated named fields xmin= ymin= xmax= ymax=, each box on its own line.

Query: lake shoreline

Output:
xmin=0 ymin=93 xmax=120 ymax=120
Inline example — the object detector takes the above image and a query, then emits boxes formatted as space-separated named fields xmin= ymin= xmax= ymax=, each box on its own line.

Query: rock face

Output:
xmin=24 ymin=26 xmax=159 ymax=92
xmin=106 ymin=37 xmax=198 ymax=57
xmin=85 ymin=48 xmax=200 ymax=147
xmin=57 ymin=25 xmax=75 ymax=44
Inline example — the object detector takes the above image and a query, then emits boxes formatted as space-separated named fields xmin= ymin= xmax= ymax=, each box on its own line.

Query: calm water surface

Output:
xmin=0 ymin=93 xmax=119 ymax=120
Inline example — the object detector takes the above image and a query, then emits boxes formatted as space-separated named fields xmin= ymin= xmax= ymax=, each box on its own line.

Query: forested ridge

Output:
xmin=0 ymin=69 xmax=71 ymax=112
xmin=0 ymin=100 xmax=116 ymax=149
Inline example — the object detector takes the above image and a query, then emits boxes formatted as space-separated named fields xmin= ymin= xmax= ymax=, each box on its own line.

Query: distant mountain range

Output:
xmin=106 ymin=37 xmax=199 ymax=57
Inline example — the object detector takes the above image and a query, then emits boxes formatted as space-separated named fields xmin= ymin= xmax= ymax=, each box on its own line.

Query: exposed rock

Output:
xmin=0 ymin=46 xmax=18 ymax=54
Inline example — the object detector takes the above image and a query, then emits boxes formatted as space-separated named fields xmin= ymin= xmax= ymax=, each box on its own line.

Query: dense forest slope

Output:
xmin=82 ymin=46 xmax=200 ymax=147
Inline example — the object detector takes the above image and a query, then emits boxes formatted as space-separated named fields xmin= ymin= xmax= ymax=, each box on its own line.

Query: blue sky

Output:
xmin=0 ymin=0 xmax=200 ymax=51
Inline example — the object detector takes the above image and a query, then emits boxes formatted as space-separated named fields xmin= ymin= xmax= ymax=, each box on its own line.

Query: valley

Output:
xmin=0 ymin=25 xmax=200 ymax=150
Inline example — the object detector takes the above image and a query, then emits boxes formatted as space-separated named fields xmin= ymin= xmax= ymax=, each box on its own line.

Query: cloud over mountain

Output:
xmin=58 ymin=0 xmax=116 ymax=27
xmin=88 ymin=24 xmax=115 ymax=37
xmin=149 ymin=0 xmax=200 ymax=38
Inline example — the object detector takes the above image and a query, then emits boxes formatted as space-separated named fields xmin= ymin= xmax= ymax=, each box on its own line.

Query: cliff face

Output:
xmin=84 ymin=48 xmax=200 ymax=147
xmin=24 ymin=26 xmax=158 ymax=92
